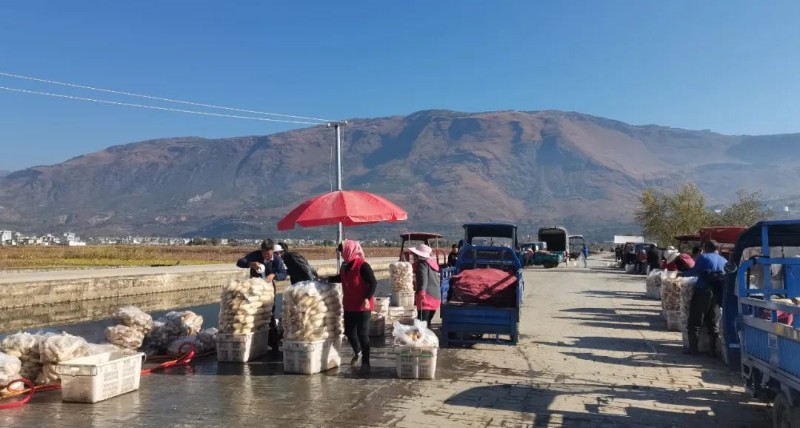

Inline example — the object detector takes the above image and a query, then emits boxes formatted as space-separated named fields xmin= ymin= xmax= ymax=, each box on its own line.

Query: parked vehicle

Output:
xmin=533 ymin=226 xmax=569 ymax=268
xmin=519 ymin=241 xmax=547 ymax=267
xmin=440 ymin=223 xmax=524 ymax=347
xmin=723 ymin=220 xmax=800 ymax=426
xmin=698 ymin=226 xmax=746 ymax=259
xmin=568 ymin=235 xmax=586 ymax=260
xmin=398 ymin=232 xmax=454 ymax=281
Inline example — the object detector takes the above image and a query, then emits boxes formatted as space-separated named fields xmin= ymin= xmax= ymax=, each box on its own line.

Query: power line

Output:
xmin=0 ymin=71 xmax=333 ymax=122
xmin=0 ymin=85 xmax=321 ymax=125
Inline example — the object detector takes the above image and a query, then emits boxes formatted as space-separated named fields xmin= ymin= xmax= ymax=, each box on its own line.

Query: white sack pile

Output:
xmin=218 ymin=278 xmax=274 ymax=335
xmin=167 ymin=328 xmax=218 ymax=357
xmin=144 ymin=310 xmax=204 ymax=352
xmin=661 ymin=276 xmax=683 ymax=313
xmin=105 ymin=325 xmax=145 ymax=350
xmin=0 ymin=352 xmax=21 ymax=389
xmin=112 ymin=306 xmax=154 ymax=335
xmin=282 ymin=281 xmax=343 ymax=342
xmin=0 ymin=332 xmax=55 ymax=382
xmin=38 ymin=334 xmax=117 ymax=384
xmin=389 ymin=262 xmax=414 ymax=292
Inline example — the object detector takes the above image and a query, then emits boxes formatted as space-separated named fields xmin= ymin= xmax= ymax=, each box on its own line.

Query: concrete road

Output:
xmin=0 ymin=259 xmax=769 ymax=427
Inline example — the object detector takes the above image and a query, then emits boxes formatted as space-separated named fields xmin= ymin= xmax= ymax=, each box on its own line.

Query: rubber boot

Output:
xmin=707 ymin=335 xmax=718 ymax=358
xmin=683 ymin=333 xmax=700 ymax=355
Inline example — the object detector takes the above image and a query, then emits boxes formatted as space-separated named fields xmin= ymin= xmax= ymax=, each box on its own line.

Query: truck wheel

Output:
xmin=772 ymin=392 xmax=799 ymax=428
xmin=543 ymin=262 xmax=556 ymax=269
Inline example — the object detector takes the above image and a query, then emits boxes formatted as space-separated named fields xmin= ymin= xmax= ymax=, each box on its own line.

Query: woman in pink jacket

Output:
xmin=409 ymin=244 xmax=442 ymax=324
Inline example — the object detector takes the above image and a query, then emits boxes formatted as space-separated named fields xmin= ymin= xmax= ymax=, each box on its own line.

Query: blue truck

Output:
xmin=723 ymin=220 xmax=800 ymax=426
xmin=440 ymin=223 xmax=524 ymax=347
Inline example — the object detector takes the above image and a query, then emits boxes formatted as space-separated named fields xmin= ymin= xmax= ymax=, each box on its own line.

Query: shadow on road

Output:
xmin=444 ymin=382 xmax=767 ymax=427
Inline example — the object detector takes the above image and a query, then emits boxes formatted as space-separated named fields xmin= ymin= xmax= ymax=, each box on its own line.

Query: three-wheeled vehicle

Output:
xmin=568 ymin=235 xmax=586 ymax=260
xmin=440 ymin=223 xmax=524 ymax=346
xmin=398 ymin=232 xmax=454 ymax=281
xmin=533 ymin=226 xmax=569 ymax=268
xmin=519 ymin=241 xmax=547 ymax=267
xmin=699 ymin=226 xmax=746 ymax=259
xmin=674 ymin=234 xmax=702 ymax=253
xmin=722 ymin=220 xmax=800 ymax=426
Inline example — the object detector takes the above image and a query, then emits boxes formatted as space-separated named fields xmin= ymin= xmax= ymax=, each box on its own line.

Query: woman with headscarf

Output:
xmin=408 ymin=243 xmax=442 ymax=324
xmin=327 ymin=239 xmax=376 ymax=375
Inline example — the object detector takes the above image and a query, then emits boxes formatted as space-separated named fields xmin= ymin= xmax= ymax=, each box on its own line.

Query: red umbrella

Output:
xmin=277 ymin=190 xmax=407 ymax=231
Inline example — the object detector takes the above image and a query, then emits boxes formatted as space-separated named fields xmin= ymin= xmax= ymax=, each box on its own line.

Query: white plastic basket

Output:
xmin=396 ymin=345 xmax=437 ymax=379
xmin=369 ymin=316 xmax=386 ymax=337
xmin=56 ymin=351 xmax=144 ymax=403
xmin=283 ymin=337 xmax=342 ymax=375
xmin=216 ymin=329 xmax=269 ymax=363
xmin=391 ymin=291 xmax=415 ymax=309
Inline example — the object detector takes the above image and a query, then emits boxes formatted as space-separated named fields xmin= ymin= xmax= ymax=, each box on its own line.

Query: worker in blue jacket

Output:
xmin=679 ymin=240 xmax=728 ymax=356
xmin=236 ymin=239 xmax=288 ymax=281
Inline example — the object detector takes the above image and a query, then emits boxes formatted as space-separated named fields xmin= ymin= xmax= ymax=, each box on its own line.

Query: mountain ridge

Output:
xmin=2 ymin=109 xmax=799 ymax=241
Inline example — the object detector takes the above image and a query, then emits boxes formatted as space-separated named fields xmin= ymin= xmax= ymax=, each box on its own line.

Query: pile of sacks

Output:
xmin=1 ymin=332 xmax=53 ymax=382
xmin=645 ymin=270 xmax=664 ymax=300
xmin=392 ymin=319 xmax=439 ymax=348
xmin=0 ymin=352 xmax=21 ymax=392
xmin=106 ymin=306 xmax=154 ymax=350
xmin=282 ymin=281 xmax=343 ymax=342
xmin=144 ymin=310 xmax=204 ymax=353
xmin=389 ymin=262 xmax=414 ymax=292
xmin=218 ymin=278 xmax=274 ymax=335
xmin=37 ymin=333 xmax=117 ymax=384
xmin=167 ymin=328 xmax=218 ymax=357
xmin=679 ymin=277 xmax=699 ymax=332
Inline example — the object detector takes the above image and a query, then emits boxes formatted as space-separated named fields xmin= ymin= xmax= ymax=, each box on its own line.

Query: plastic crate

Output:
xmin=373 ymin=297 xmax=390 ymax=318
xmin=396 ymin=345 xmax=437 ymax=379
xmin=216 ymin=329 xmax=269 ymax=363
xmin=283 ymin=337 xmax=342 ymax=375
xmin=391 ymin=291 xmax=415 ymax=309
xmin=56 ymin=351 xmax=144 ymax=403
xmin=369 ymin=316 xmax=386 ymax=337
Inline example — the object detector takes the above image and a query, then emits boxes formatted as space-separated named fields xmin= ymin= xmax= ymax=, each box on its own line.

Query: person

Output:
xmin=674 ymin=253 xmax=696 ymax=273
xmin=679 ymin=240 xmax=727 ymax=356
xmin=691 ymin=246 xmax=702 ymax=260
xmin=663 ymin=247 xmax=679 ymax=271
xmin=646 ymin=244 xmax=662 ymax=273
xmin=615 ymin=245 xmax=622 ymax=262
xmin=581 ymin=244 xmax=589 ymax=268
xmin=236 ymin=239 xmax=288 ymax=282
xmin=276 ymin=241 xmax=317 ymax=284
xmin=447 ymin=244 xmax=459 ymax=267
xmin=326 ymin=240 xmax=376 ymax=375
xmin=409 ymin=244 xmax=442 ymax=324
xmin=636 ymin=247 xmax=648 ymax=274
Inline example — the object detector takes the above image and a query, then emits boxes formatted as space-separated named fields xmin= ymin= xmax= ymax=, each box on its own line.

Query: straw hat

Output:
xmin=408 ymin=244 xmax=433 ymax=259
xmin=272 ymin=244 xmax=284 ymax=253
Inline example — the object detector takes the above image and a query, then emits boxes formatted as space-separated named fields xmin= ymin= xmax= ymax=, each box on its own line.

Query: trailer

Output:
xmin=440 ymin=223 xmax=524 ymax=347
xmin=533 ymin=226 xmax=569 ymax=268
xmin=568 ymin=235 xmax=586 ymax=260
xmin=723 ymin=220 xmax=800 ymax=427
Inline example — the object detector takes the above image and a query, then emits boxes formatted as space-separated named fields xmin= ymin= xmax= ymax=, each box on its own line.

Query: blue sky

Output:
xmin=1 ymin=1 xmax=799 ymax=170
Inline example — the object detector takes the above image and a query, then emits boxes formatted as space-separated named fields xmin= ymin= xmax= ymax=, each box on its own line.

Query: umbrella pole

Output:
xmin=328 ymin=121 xmax=348 ymax=269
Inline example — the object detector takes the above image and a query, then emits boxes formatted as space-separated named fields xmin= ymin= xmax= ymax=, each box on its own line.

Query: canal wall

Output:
xmin=0 ymin=258 xmax=394 ymax=310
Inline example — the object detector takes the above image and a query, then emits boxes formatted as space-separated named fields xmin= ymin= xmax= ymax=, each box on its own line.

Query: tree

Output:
xmin=635 ymin=183 xmax=711 ymax=246
xmin=711 ymin=190 xmax=773 ymax=227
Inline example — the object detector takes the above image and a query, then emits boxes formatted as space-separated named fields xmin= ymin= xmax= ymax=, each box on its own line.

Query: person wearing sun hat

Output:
xmin=409 ymin=243 xmax=442 ymax=324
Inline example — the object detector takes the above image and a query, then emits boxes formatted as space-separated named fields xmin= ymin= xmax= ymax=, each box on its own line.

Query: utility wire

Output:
xmin=0 ymin=86 xmax=321 ymax=125
xmin=0 ymin=71 xmax=333 ymax=122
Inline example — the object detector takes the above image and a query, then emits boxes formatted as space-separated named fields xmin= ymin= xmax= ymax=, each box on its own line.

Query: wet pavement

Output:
xmin=0 ymin=258 xmax=771 ymax=427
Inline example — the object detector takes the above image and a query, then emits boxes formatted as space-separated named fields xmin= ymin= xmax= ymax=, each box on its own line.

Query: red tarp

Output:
xmin=448 ymin=268 xmax=517 ymax=307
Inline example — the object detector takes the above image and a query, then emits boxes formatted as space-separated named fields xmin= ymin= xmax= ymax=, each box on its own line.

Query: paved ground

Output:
xmin=0 ymin=258 xmax=770 ymax=427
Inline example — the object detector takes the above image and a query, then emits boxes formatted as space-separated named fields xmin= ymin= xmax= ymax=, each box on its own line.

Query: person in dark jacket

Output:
xmin=409 ymin=244 xmax=442 ymax=324
xmin=646 ymin=244 xmax=662 ymax=273
xmin=326 ymin=240 xmax=376 ymax=376
xmin=276 ymin=242 xmax=317 ymax=284
xmin=236 ymin=239 xmax=288 ymax=281
xmin=447 ymin=244 xmax=459 ymax=268
xmin=679 ymin=240 xmax=727 ymax=356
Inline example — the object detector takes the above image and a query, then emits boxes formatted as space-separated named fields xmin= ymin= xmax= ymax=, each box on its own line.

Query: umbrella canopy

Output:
xmin=277 ymin=190 xmax=408 ymax=231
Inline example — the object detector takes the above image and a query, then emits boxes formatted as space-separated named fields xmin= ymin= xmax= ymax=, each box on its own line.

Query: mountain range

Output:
xmin=2 ymin=109 xmax=799 ymax=241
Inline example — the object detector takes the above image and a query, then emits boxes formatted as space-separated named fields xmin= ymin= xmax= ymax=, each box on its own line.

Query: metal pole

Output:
xmin=327 ymin=121 xmax=348 ymax=268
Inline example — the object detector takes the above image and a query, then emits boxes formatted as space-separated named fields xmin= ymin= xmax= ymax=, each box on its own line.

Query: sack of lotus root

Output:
xmin=389 ymin=262 xmax=414 ymax=292
xmin=0 ymin=352 xmax=21 ymax=388
xmin=105 ymin=325 xmax=145 ymax=350
xmin=111 ymin=306 xmax=153 ymax=335
xmin=144 ymin=310 xmax=204 ymax=352
xmin=282 ymin=281 xmax=344 ymax=342
xmin=0 ymin=332 xmax=53 ymax=382
xmin=679 ymin=277 xmax=698 ymax=332
xmin=218 ymin=278 xmax=274 ymax=335
xmin=661 ymin=276 xmax=683 ymax=314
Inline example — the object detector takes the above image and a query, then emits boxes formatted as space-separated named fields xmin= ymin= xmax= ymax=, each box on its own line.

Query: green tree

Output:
xmin=711 ymin=190 xmax=773 ymax=227
xmin=635 ymin=183 xmax=711 ymax=246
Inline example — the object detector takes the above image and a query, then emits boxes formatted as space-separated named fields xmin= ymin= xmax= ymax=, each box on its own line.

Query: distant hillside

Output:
xmin=2 ymin=110 xmax=800 ymax=241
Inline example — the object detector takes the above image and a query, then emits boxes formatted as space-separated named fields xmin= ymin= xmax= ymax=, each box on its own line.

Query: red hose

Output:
xmin=0 ymin=378 xmax=37 ymax=410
